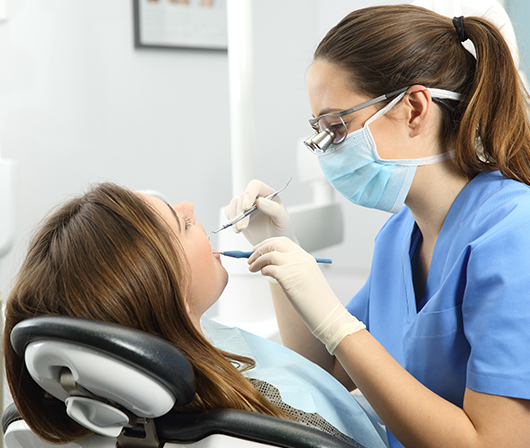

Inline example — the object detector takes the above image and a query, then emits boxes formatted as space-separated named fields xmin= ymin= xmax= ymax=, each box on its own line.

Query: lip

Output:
xmin=212 ymin=251 xmax=221 ymax=260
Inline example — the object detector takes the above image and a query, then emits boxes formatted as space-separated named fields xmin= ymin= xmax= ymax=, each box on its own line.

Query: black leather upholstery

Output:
xmin=11 ymin=316 xmax=196 ymax=406
xmin=153 ymin=408 xmax=364 ymax=448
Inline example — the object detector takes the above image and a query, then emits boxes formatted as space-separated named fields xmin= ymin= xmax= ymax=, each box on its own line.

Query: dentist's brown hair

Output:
xmin=315 ymin=4 xmax=530 ymax=184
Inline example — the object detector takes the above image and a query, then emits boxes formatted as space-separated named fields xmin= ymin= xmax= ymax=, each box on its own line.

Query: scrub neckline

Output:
xmin=404 ymin=171 xmax=498 ymax=316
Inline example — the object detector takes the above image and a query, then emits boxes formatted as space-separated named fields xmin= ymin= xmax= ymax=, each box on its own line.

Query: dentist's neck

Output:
xmin=406 ymin=160 xmax=469 ymax=245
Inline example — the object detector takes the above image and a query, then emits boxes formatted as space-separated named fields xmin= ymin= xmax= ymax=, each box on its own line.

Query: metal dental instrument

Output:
xmin=209 ymin=178 xmax=292 ymax=239
xmin=213 ymin=250 xmax=332 ymax=264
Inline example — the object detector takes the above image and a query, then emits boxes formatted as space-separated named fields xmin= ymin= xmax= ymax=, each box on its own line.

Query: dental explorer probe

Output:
xmin=213 ymin=250 xmax=332 ymax=264
xmin=209 ymin=178 xmax=292 ymax=239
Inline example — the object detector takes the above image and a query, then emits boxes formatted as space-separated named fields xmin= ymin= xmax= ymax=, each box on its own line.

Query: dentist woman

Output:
xmin=225 ymin=5 xmax=530 ymax=448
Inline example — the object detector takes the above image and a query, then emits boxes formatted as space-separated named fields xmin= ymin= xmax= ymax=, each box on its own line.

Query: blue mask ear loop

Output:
xmin=356 ymin=92 xmax=407 ymax=161
xmin=362 ymin=90 xmax=458 ymax=167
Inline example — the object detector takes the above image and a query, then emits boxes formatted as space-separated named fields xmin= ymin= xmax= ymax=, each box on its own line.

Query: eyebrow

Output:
xmin=165 ymin=202 xmax=181 ymax=231
xmin=313 ymin=107 xmax=344 ymax=119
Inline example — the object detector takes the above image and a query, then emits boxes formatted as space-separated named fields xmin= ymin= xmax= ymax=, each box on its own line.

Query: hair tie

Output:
xmin=452 ymin=16 xmax=468 ymax=42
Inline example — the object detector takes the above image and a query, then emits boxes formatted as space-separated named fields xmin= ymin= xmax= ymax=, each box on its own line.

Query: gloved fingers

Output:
xmin=247 ymin=248 xmax=295 ymax=273
xmin=233 ymin=216 xmax=250 ymax=233
xmin=260 ymin=264 xmax=285 ymax=283
xmin=224 ymin=180 xmax=277 ymax=234
xmin=250 ymin=236 xmax=301 ymax=262
xmin=230 ymin=192 xmax=250 ymax=232
xmin=223 ymin=193 xmax=255 ymax=234
xmin=224 ymin=197 xmax=243 ymax=233
xmin=250 ymin=253 xmax=311 ymax=289
xmin=241 ymin=179 xmax=276 ymax=211
xmin=224 ymin=196 xmax=239 ymax=220
xmin=224 ymin=180 xmax=274 ymax=220
xmin=248 ymin=238 xmax=313 ymax=278
xmin=255 ymin=197 xmax=289 ymax=222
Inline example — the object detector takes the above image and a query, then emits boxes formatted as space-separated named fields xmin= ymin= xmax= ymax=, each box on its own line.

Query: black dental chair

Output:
xmin=2 ymin=316 xmax=366 ymax=448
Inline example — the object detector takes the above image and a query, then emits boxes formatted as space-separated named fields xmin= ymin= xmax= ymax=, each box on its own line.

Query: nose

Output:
xmin=173 ymin=201 xmax=195 ymax=223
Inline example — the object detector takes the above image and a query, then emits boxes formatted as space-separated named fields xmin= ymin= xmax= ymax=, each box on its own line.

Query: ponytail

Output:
xmin=455 ymin=16 xmax=530 ymax=183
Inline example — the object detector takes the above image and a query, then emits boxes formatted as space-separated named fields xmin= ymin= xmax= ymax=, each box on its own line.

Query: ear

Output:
xmin=403 ymin=85 xmax=432 ymax=138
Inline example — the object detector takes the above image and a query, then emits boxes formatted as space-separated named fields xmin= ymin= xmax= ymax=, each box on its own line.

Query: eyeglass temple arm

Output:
xmin=309 ymin=86 xmax=410 ymax=125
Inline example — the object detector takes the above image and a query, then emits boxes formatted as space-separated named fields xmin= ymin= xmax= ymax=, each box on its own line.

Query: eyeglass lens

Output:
xmin=316 ymin=116 xmax=347 ymax=144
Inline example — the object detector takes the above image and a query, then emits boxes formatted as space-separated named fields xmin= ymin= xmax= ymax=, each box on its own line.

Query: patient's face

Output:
xmin=137 ymin=193 xmax=228 ymax=326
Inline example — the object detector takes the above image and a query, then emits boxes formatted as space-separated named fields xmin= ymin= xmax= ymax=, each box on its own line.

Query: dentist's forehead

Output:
xmin=308 ymin=61 xmax=364 ymax=117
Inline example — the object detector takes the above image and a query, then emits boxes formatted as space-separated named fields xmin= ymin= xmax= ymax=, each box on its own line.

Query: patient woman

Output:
xmin=3 ymin=182 xmax=386 ymax=448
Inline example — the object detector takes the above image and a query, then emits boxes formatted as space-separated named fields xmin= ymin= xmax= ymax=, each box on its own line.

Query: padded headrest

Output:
xmin=11 ymin=316 xmax=196 ymax=407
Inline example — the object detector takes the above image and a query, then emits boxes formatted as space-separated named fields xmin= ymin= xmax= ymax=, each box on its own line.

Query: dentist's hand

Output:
xmin=224 ymin=180 xmax=298 ymax=246
xmin=248 ymin=237 xmax=366 ymax=354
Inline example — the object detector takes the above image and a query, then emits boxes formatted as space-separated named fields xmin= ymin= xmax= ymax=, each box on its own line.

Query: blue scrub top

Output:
xmin=346 ymin=171 xmax=530 ymax=448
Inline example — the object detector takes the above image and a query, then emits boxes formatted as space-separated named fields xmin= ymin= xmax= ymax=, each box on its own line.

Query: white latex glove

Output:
xmin=224 ymin=179 xmax=298 ymax=246
xmin=248 ymin=237 xmax=366 ymax=354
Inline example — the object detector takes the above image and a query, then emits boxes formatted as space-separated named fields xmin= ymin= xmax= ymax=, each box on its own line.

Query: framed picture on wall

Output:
xmin=133 ymin=0 xmax=227 ymax=51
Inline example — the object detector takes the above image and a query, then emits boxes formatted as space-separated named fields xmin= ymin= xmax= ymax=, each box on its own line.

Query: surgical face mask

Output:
xmin=317 ymin=91 xmax=456 ymax=214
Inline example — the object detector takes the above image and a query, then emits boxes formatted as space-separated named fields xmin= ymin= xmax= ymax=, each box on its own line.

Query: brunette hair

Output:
xmin=314 ymin=4 xmax=530 ymax=184
xmin=3 ymin=183 xmax=288 ymax=444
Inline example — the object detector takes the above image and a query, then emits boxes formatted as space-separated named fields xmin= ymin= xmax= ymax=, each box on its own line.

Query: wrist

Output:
xmin=312 ymin=304 xmax=366 ymax=354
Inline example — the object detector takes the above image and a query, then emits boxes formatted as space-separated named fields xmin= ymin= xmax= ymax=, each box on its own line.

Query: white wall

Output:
xmin=0 ymin=0 xmax=389 ymax=310
xmin=507 ymin=0 xmax=530 ymax=78
xmin=0 ymin=0 xmax=235 ymax=293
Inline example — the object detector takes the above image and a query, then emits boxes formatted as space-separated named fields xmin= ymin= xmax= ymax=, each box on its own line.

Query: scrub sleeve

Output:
xmin=346 ymin=171 xmax=530 ymax=448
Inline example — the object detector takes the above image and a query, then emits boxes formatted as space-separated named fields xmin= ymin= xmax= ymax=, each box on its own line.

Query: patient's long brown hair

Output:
xmin=3 ymin=183 xmax=287 ymax=444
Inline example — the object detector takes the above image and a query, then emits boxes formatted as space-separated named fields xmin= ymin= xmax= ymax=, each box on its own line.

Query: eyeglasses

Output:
xmin=304 ymin=87 xmax=409 ymax=154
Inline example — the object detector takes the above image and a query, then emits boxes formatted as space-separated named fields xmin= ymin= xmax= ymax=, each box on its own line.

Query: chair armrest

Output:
xmin=152 ymin=409 xmax=365 ymax=448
